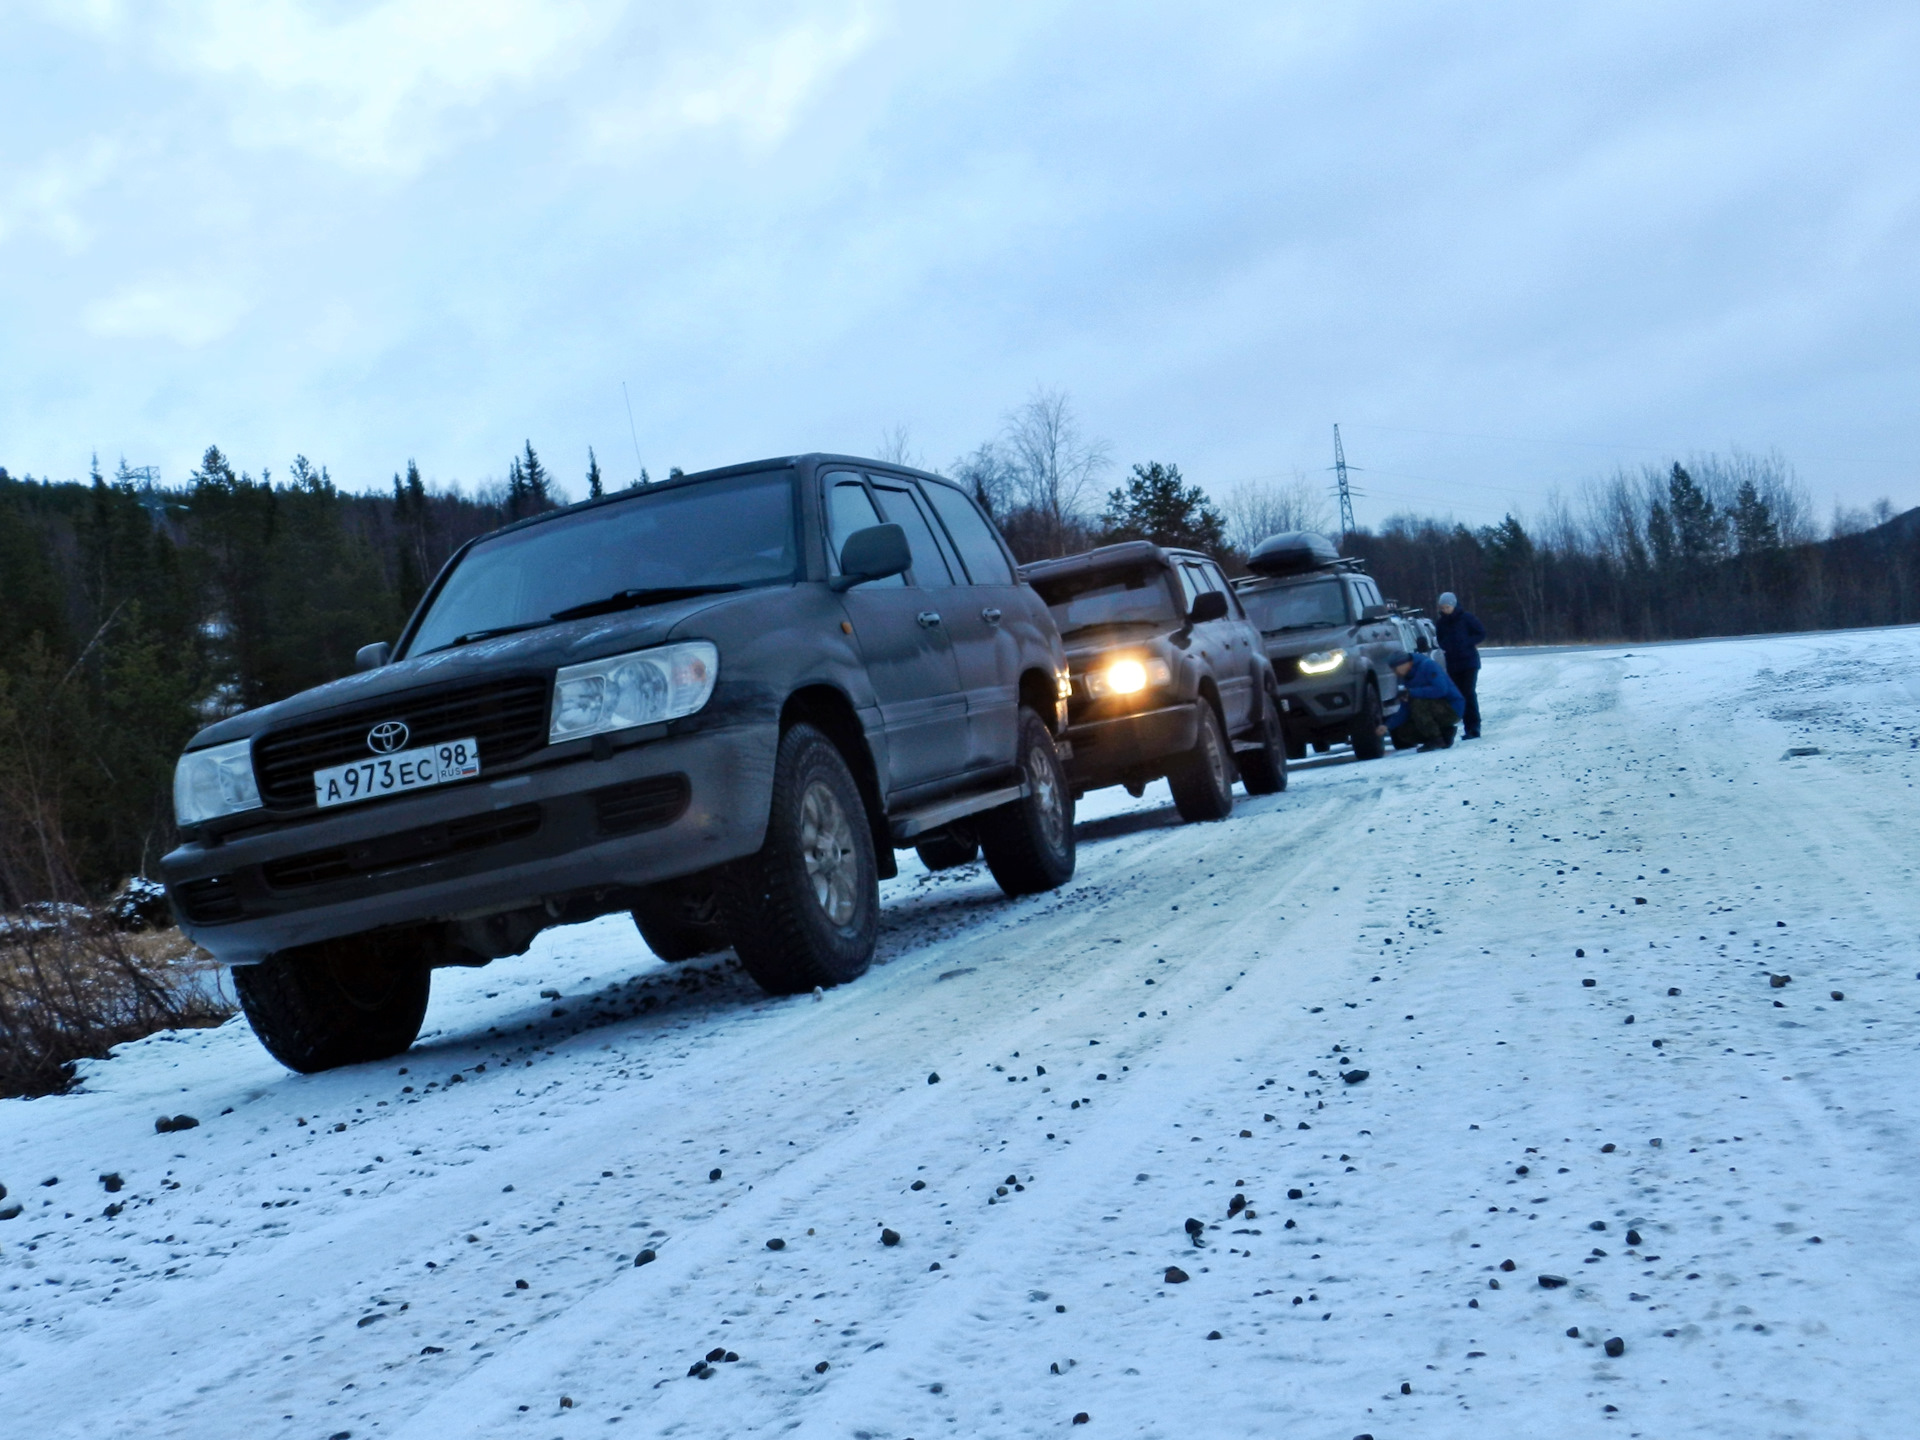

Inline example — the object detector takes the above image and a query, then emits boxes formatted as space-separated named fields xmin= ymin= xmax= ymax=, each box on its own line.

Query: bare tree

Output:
xmin=946 ymin=440 xmax=1017 ymax=517
xmin=1218 ymin=471 xmax=1333 ymax=554
xmin=1002 ymin=388 xmax=1109 ymax=556
xmin=875 ymin=424 xmax=921 ymax=469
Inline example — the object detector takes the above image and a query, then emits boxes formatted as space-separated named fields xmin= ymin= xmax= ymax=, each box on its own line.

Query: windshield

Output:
xmin=1238 ymin=578 xmax=1347 ymax=633
xmin=406 ymin=470 xmax=797 ymax=656
xmin=1030 ymin=566 xmax=1179 ymax=635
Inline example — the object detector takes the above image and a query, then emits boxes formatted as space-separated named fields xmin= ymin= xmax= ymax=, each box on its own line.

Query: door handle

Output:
xmin=980 ymin=607 xmax=1003 ymax=624
xmin=917 ymin=611 xmax=942 ymax=628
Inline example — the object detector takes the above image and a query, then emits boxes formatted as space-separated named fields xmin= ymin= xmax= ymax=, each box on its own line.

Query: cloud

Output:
xmin=0 ymin=138 xmax=126 ymax=251
xmin=83 ymin=277 xmax=251 ymax=346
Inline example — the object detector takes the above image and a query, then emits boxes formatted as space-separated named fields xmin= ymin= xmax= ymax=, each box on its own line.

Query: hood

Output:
xmin=1260 ymin=620 xmax=1351 ymax=656
xmin=185 ymin=588 xmax=775 ymax=750
xmin=1059 ymin=626 xmax=1177 ymax=668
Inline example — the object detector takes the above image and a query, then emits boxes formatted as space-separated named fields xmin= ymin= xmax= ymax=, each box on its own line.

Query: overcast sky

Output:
xmin=4 ymin=1 xmax=1916 ymax=528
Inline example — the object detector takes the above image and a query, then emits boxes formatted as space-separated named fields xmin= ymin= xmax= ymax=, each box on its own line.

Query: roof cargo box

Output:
xmin=1246 ymin=531 xmax=1339 ymax=576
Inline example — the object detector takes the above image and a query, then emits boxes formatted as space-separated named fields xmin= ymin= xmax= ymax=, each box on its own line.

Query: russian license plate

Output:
xmin=314 ymin=737 xmax=481 ymax=809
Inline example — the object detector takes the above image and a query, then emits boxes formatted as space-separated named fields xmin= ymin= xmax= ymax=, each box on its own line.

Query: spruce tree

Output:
xmin=1098 ymin=462 xmax=1225 ymax=553
xmin=586 ymin=448 xmax=604 ymax=499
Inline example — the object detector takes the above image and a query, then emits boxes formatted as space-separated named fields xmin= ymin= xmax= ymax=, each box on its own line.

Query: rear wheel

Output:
xmin=233 ymin=933 xmax=431 ymax=1074
xmin=718 ymin=724 xmax=878 ymax=995
xmin=976 ymin=708 xmax=1076 ymax=896
xmin=915 ymin=830 xmax=980 ymax=871
xmin=631 ymin=874 xmax=729 ymax=961
xmin=1168 ymin=701 xmax=1235 ymax=822
xmin=1349 ymin=682 xmax=1386 ymax=760
xmin=1238 ymin=694 xmax=1290 ymax=795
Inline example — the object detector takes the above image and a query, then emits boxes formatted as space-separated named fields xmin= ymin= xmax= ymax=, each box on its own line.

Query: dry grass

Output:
xmin=0 ymin=914 xmax=233 ymax=1098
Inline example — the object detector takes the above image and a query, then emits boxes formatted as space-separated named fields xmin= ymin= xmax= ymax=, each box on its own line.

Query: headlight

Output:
xmin=1056 ymin=668 xmax=1073 ymax=701
xmin=550 ymin=641 xmax=719 ymax=743
xmin=173 ymin=738 xmax=263 ymax=826
xmin=1086 ymin=656 xmax=1173 ymax=697
xmin=1297 ymin=648 xmax=1347 ymax=675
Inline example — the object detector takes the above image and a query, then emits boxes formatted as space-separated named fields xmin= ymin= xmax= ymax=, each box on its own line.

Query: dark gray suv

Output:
xmin=161 ymin=456 xmax=1074 ymax=1072
xmin=1231 ymin=533 xmax=1407 ymax=761
xmin=1020 ymin=542 xmax=1288 ymax=822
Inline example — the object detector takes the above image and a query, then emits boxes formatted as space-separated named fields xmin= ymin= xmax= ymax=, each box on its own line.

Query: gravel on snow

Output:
xmin=3 ymin=626 xmax=1919 ymax=1439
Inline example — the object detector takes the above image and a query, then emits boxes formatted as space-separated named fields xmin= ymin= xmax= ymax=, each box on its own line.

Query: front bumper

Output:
xmin=1274 ymin=675 xmax=1361 ymax=730
xmin=1059 ymin=701 xmax=1198 ymax=786
xmin=159 ymin=725 xmax=775 ymax=964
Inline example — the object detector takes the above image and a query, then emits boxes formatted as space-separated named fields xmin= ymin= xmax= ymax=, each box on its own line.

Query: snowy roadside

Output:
xmin=3 ymin=629 xmax=1918 ymax=1439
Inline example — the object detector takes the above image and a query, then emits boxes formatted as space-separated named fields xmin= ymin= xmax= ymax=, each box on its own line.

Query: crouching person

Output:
xmin=1377 ymin=650 xmax=1464 ymax=752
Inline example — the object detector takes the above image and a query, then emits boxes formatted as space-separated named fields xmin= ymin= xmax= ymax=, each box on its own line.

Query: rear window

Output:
xmin=1030 ymin=566 xmax=1180 ymax=636
xmin=1238 ymin=578 xmax=1347 ymax=633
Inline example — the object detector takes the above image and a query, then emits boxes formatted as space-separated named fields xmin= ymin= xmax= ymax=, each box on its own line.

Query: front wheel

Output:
xmin=232 ymin=933 xmax=431 ymax=1073
xmin=1238 ymin=694 xmax=1290 ymax=795
xmin=1349 ymin=683 xmax=1386 ymax=760
xmin=976 ymin=708 xmax=1076 ymax=897
xmin=718 ymin=724 xmax=878 ymax=995
xmin=1168 ymin=701 xmax=1236 ymax=822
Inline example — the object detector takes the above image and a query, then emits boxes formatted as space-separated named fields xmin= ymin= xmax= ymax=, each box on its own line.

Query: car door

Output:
xmin=1200 ymin=559 xmax=1258 ymax=730
xmin=1181 ymin=560 xmax=1253 ymax=731
xmin=915 ymin=477 xmax=1024 ymax=770
xmin=823 ymin=472 xmax=968 ymax=793
xmin=1350 ymin=576 xmax=1398 ymax=697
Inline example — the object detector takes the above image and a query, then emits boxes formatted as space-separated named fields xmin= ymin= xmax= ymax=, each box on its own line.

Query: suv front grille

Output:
xmin=261 ymin=804 xmax=543 ymax=890
xmin=252 ymin=676 xmax=551 ymax=809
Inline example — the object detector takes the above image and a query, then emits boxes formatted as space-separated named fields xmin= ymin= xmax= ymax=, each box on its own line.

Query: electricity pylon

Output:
xmin=1331 ymin=424 xmax=1357 ymax=537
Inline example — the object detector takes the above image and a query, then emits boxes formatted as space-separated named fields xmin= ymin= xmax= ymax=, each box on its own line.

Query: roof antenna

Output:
xmin=622 ymin=382 xmax=645 ymax=484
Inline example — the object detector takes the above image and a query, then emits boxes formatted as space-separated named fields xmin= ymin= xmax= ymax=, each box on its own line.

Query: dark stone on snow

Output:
xmin=634 ymin=1249 xmax=656 ymax=1266
xmin=1626 ymin=1230 xmax=1643 ymax=1246
xmin=1341 ymin=1070 xmax=1368 ymax=1084
xmin=1582 ymin=978 xmax=1596 ymax=987
xmin=1604 ymin=1336 xmax=1625 ymax=1357
xmin=1287 ymin=1188 xmax=1304 ymax=1200
xmin=1831 ymin=991 xmax=1844 ymax=1001
xmin=911 ymin=1179 xmax=926 ymax=1190
xmin=815 ymin=1361 xmax=831 ymax=1373
xmin=1401 ymin=1382 xmax=1412 ymax=1394
xmin=1576 ymin=949 xmax=1584 ymax=957
xmin=766 ymin=1238 xmax=785 ymax=1250
xmin=881 ymin=1228 xmax=901 ymax=1246
xmin=1073 ymin=1414 xmax=1090 ymax=1426
xmin=1538 ymin=1274 xmax=1568 ymax=1289
xmin=515 ymin=1279 xmax=529 ymax=1289
xmin=1668 ymin=987 xmax=1681 ymax=996
xmin=1769 ymin=974 xmax=1790 ymax=988
xmin=99 ymin=1173 xmax=123 ymax=1192
xmin=1164 ymin=1266 xmax=1190 ymax=1283
xmin=1227 ymin=1194 xmax=1246 ymax=1217
xmin=706 ymin=1347 xmax=727 ymax=1362
xmin=1185 ymin=1217 xmax=1205 ymax=1240
xmin=1500 ymin=1259 xmax=1516 ymax=1271
xmin=1590 ymin=1221 xmax=1607 ymax=1231
xmin=154 ymin=1114 xmax=199 ymax=1133
xmin=928 ymin=1072 xmax=941 ymax=1084
xmin=1206 ymin=1330 xmax=1222 ymax=1339
xmin=1566 ymin=1326 xmax=1580 ymax=1337
xmin=709 ymin=1168 xmax=723 ymax=1181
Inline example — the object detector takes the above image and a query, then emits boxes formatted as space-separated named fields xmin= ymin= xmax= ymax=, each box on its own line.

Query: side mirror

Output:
xmin=355 ymin=641 xmax=392 ymax=672
xmin=1360 ymin=602 xmax=1392 ymax=621
xmin=832 ymin=523 xmax=911 ymax=591
xmin=1188 ymin=591 xmax=1229 ymax=624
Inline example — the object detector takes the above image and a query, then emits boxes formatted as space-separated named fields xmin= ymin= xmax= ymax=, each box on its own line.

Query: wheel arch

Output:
xmin=1018 ymin=664 xmax=1063 ymax=735
xmin=780 ymin=683 xmax=896 ymax=880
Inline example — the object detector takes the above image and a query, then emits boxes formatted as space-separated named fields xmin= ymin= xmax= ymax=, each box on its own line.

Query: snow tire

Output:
xmin=718 ymin=723 xmax=878 ymax=995
xmin=1349 ymin=682 xmax=1387 ymax=760
xmin=1238 ymin=692 xmax=1290 ymax=795
xmin=1168 ymin=701 xmax=1236 ymax=822
xmin=232 ymin=934 xmax=431 ymax=1074
xmin=975 ymin=708 xmax=1076 ymax=897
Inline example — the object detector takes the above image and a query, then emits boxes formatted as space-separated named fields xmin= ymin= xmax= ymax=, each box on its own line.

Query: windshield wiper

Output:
xmin=433 ymin=621 xmax=552 ymax=651
xmin=1261 ymin=620 xmax=1341 ymax=635
xmin=549 ymin=583 xmax=748 ymax=623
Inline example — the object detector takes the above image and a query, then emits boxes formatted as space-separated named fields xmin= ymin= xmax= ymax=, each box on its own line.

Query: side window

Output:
xmin=921 ymin=481 xmax=1014 ymax=584
xmin=1175 ymin=563 xmax=1204 ymax=610
xmin=824 ymin=473 xmax=903 ymax=588
xmin=1358 ymin=578 xmax=1381 ymax=608
xmin=871 ymin=483 xmax=956 ymax=587
xmin=1201 ymin=561 xmax=1246 ymax=617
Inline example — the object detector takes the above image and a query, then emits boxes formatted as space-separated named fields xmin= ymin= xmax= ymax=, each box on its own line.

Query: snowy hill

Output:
xmin=4 ymin=626 xmax=1918 ymax=1439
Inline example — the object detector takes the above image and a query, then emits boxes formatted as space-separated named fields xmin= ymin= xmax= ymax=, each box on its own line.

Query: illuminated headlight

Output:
xmin=1056 ymin=668 xmax=1073 ymax=701
xmin=1297 ymin=649 xmax=1347 ymax=675
xmin=1086 ymin=656 xmax=1173 ymax=697
xmin=550 ymin=641 xmax=719 ymax=742
xmin=173 ymin=738 xmax=263 ymax=826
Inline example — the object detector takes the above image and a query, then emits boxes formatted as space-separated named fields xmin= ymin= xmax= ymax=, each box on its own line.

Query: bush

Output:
xmin=0 ymin=911 xmax=232 ymax=1098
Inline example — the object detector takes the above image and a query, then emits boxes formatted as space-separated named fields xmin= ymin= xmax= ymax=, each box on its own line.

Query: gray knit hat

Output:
xmin=1437 ymin=591 xmax=1458 ymax=608
xmin=1386 ymin=650 xmax=1414 ymax=667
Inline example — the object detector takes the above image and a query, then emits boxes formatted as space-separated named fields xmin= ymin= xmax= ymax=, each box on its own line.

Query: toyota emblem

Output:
xmin=366 ymin=720 xmax=410 ymax=754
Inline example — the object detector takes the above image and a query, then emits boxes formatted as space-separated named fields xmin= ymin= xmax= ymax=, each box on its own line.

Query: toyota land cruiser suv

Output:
xmin=1019 ymin=542 xmax=1288 ymax=823
xmin=1230 ymin=531 xmax=1406 ymax=761
xmin=160 ymin=455 xmax=1075 ymax=1072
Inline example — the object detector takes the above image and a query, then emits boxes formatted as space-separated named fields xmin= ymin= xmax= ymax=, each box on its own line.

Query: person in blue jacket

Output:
xmin=1376 ymin=651 xmax=1464 ymax=751
xmin=1433 ymin=592 xmax=1485 ymax=738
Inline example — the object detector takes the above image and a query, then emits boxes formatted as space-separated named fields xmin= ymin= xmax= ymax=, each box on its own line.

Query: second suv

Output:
xmin=1020 ymin=542 xmax=1288 ymax=822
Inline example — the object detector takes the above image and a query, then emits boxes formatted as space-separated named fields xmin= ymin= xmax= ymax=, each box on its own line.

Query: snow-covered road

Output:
xmin=4 ymin=628 xmax=1919 ymax=1440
